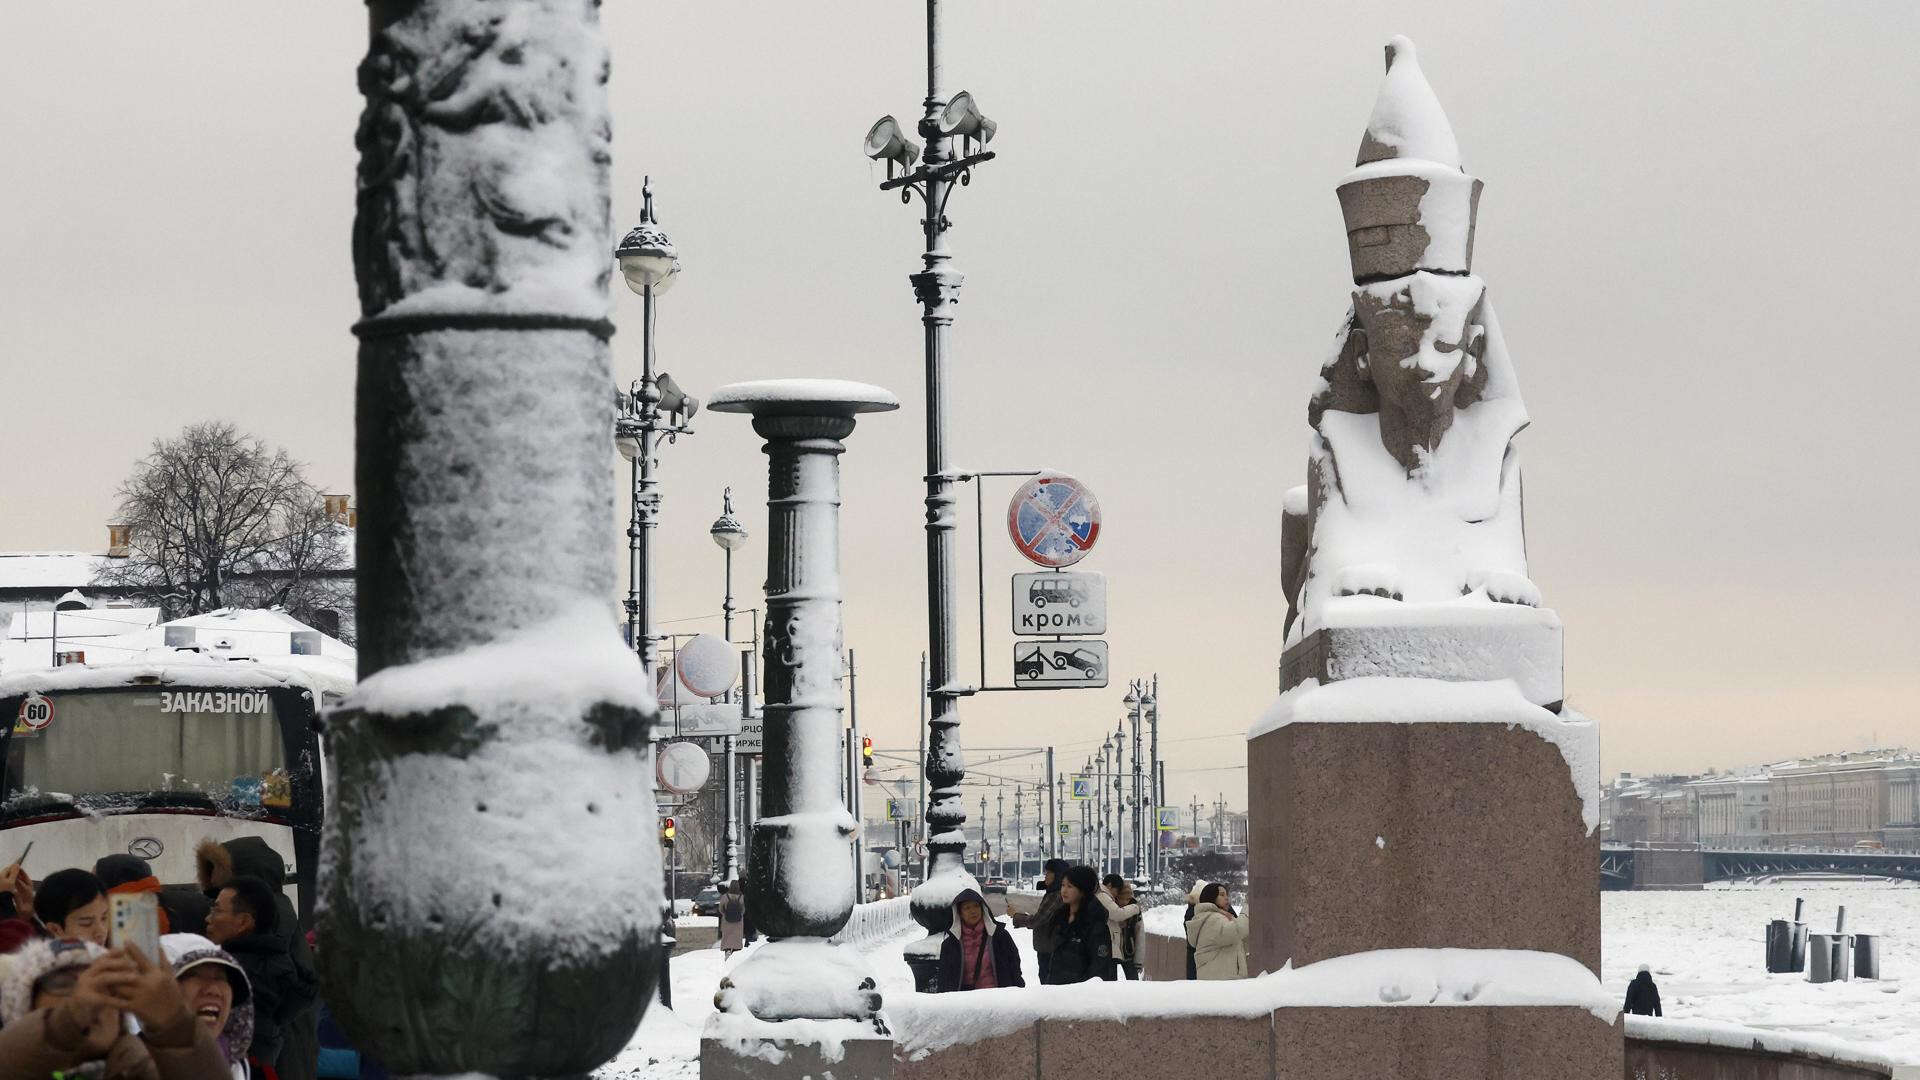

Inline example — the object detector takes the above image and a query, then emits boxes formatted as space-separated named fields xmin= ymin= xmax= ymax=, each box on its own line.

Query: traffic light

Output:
xmin=861 ymin=735 xmax=873 ymax=767
xmin=662 ymin=817 xmax=676 ymax=845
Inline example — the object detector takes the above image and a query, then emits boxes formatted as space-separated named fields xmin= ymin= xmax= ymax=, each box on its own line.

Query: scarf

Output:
xmin=960 ymin=920 xmax=997 ymax=989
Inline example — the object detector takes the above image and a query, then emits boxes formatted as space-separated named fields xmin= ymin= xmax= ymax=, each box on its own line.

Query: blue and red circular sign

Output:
xmin=1007 ymin=475 xmax=1101 ymax=568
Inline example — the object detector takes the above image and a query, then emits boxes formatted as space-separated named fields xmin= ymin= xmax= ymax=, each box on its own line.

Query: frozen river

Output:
xmin=602 ymin=877 xmax=1920 ymax=1076
xmin=1602 ymin=878 xmax=1919 ymax=1063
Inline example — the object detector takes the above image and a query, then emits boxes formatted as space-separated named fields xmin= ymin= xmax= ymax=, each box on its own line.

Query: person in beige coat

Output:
xmin=1097 ymin=874 xmax=1145 ymax=980
xmin=1184 ymin=883 xmax=1249 ymax=980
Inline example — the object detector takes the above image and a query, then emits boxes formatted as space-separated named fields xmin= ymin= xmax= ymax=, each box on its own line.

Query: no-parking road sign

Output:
xmin=1007 ymin=475 xmax=1101 ymax=568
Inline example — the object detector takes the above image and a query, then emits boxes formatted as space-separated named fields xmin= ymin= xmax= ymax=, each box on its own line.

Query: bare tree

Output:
xmin=98 ymin=422 xmax=351 ymax=635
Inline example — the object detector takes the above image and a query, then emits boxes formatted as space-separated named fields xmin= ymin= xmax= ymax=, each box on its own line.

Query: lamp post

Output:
xmin=1123 ymin=684 xmax=1140 ymax=877
xmin=863 ymin=1 xmax=1002 ymax=970
xmin=613 ymin=176 xmax=695 ymax=1011
xmin=1146 ymin=676 xmax=1159 ymax=882
xmin=613 ymin=177 xmax=694 ymax=684
xmin=1113 ymin=723 xmax=1126 ymax=877
xmin=711 ymin=489 xmax=749 ymax=884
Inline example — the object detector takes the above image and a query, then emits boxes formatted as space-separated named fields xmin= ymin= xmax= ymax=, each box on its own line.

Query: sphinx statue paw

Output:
xmin=1334 ymin=563 xmax=1403 ymax=601
xmin=1464 ymin=570 xmax=1540 ymax=607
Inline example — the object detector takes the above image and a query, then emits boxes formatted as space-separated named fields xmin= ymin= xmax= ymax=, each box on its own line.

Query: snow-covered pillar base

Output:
xmin=324 ymin=2 xmax=660 ymax=1076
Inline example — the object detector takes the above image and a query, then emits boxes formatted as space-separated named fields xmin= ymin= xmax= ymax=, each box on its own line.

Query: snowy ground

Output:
xmin=1603 ymin=878 xmax=1919 ymax=1064
xmin=598 ymin=878 xmax=1919 ymax=1076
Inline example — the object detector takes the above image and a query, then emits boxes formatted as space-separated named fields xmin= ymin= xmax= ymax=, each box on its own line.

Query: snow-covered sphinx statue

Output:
xmin=1280 ymin=36 xmax=1561 ymax=707
xmin=1284 ymin=38 xmax=1542 ymax=635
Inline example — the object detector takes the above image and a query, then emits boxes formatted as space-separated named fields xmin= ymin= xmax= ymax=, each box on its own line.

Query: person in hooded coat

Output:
xmin=935 ymin=889 xmax=1023 ymax=993
xmin=1623 ymin=965 xmax=1662 ymax=1017
xmin=0 ymin=937 xmax=229 ymax=1080
xmin=197 ymin=839 xmax=317 ymax=1080
xmin=718 ymin=883 xmax=746 ymax=957
xmin=1185 ymin=883 xmax=1248 ymax=981
xmin=1043 ymin=867 xmax=1111 ymax=985
xmin=1027 ymin=859 xmax=1068 ymax=984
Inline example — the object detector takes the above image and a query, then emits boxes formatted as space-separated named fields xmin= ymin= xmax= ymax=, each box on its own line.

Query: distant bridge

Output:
xmin=1602 ymin=845 xmax=1920 ymax=889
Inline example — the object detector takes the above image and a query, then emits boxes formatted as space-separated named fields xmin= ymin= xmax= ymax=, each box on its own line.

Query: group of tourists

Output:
xmin=0 ymin=839 xmax=345 ymax=1080
xmin=931 ymin=860 xmax=1249 ymax=992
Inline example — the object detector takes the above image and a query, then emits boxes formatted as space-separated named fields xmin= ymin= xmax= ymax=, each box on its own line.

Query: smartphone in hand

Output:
xmin=110 ymin=892 xmax=162 ymax=961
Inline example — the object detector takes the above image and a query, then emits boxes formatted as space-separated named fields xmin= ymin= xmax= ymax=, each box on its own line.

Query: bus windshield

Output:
xmin=3 ymin=688 xmax=290 ymax=816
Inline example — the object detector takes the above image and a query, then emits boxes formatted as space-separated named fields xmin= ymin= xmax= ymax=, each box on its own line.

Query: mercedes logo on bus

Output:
xmin=127 ymin=837 xmax=164 ymax=860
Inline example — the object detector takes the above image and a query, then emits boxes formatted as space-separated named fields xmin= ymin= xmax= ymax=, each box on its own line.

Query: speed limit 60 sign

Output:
xmin=14 ymin=693 xmax=53 ymax=734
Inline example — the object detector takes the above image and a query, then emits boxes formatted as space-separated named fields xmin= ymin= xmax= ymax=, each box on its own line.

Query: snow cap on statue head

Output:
xmin=1336 ymin=35 xmax=1484 ymax=283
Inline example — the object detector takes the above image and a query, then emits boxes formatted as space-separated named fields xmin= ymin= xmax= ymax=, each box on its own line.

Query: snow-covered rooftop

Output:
xmin=0 ymin=608 xmax=356 ymax=697
xmin=0 ymin=552 xmax=115 ymax=591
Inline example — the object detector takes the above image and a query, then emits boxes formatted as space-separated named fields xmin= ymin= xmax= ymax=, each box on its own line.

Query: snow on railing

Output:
xmin=1624 ymin=1016 xmax=1902 ymax=1073
xmin=829 ymin=896 xmax=921 ymax=950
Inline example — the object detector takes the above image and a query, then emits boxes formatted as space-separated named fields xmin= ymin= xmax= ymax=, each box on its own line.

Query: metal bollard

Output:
xmin=1808 ymin=933 xmax=1835 ymax=983
xmin=1789 ymin=922 xmax=1809 ymax=971
xmin=1854 ymin=934 xmax=1881 ymax=980
xmin=1766 ymin=920 xmax=1792 ymax=972
xmin=1832 ymin=934 xmax=1855 ymax=981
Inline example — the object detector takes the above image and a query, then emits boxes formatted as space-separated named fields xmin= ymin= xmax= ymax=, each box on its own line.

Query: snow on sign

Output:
xmin=1012 ymin=571 xmax=1106 ymax=636
xmin=1013 ymin=640 xmax=1108 ymax=689
xmin=1007 ymin=474 xmax=1101 ymax=568
xmin=672 ymin=701 xmax=743 ymax=738
xmin=13 ymin=693 xmax=53 ymax=735
xmin=656 ymin=741 xmax=711 ymax=795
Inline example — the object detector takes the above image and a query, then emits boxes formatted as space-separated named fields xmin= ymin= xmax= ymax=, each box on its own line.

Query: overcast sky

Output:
xmin=4 ymin=3 xmax=1916 ymax=812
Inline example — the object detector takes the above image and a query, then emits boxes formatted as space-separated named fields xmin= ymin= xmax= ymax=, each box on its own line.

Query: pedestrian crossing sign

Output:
xmin=1070 ymin=775 xmax=1092 ymax=799
xmin=1058 ymin=821 xmax=1071 ymax=836
xmin=1156 ymin=806 xmax=1180 ymax=831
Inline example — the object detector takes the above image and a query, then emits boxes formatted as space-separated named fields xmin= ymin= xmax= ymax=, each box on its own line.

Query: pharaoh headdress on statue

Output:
xmin=1283 ymin=37 xmax=1550 ymax=693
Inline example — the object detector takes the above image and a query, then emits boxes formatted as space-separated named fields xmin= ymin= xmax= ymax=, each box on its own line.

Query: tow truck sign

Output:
xmin=1012 ymin=572 xmax=1106 ymax=636
xmin=1013 ymin=641 xmax=1108 ymax=689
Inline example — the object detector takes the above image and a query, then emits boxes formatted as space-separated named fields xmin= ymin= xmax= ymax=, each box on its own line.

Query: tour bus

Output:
xmin=0 ymin=640 xmax=353 ymax=923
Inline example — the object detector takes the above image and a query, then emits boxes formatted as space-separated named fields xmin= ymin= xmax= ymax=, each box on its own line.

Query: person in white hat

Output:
xmin=162 ymin=933 xmax=259 ymax=1080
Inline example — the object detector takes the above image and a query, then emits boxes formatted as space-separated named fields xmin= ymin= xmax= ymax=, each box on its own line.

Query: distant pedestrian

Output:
xmin=1098 ymin=874 xmax=1144 ymax=981
xmin=1029 ymin=859 xmax=1068 ymax=984
xmin=1186 ymin=883 xmax=1248 ymax=980
xmin=1182 ymin=880 xmax=1210 ymax=980
xmin=1043 ymin=866 xmax=1111 ymax=984
xmin=935 ymin=889 xmax=1023 ymax=992
xmin=1624 ymin=965 xmax=1662 ymax=1017
xmin=719 ymin=882 xmax=746 ymax=958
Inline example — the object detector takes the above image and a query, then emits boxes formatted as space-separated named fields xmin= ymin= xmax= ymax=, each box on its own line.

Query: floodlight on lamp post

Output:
xmin=864 ymin=0 xmax=1004 ymax=987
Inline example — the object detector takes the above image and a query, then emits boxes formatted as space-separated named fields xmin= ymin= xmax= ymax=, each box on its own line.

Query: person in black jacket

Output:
xmin=199 ymin=836 xmax=318 ymax=1080
xmin=1027 ymin=859 xmax=1068 ymax=984
xmin=1623 ymin=965 xmax=1662 ymax=1017
xmin=935 ymin=889 xmax=1024 ymax=992
xmin=1042 ymin=866 xmax=1110 ymax=984
xmin=207 ymin=874 xmax=318 ymax=1072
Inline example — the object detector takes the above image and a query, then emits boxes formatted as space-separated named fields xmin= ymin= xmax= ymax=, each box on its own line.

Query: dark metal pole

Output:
xmin=911 ymin=0 xmax=974 ymax=943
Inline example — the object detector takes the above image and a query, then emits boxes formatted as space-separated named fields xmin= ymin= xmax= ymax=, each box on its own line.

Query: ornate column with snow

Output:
xmin=323 ymin=1 xmax=661 ymax=1075
xmin=1249 ymin=37 xmax=1621 ymax=1075
xmin=702 ymin=379 xmax=898 ymax=1080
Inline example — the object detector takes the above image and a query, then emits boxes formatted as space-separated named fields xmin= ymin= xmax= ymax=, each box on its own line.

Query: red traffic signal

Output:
xmin=861 ymin=735 xmax=873 ymax=766
xmin=662 ymin=817 xmax=676 ymax=844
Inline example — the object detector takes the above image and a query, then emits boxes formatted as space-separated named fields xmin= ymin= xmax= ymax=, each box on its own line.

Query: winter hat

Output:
xmin=163 ymin=933 xmax=255 ymax=1066
xmin=93 ymin=855 xmax=154 ymax=890
xmin=0 ymin=938 xmax=105 ymax=1025
xmin=162 ymin=933 xmax=252 ymax=1007
xmin=1637 ymin=964 xmax=1650 ymax=974
xmin=1187 ymin=880 xmax=1211 ymax=903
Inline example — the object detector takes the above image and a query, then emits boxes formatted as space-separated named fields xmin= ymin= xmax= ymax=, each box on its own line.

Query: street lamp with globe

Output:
xmin=710 ymin=488 xmax=749 ymax=882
